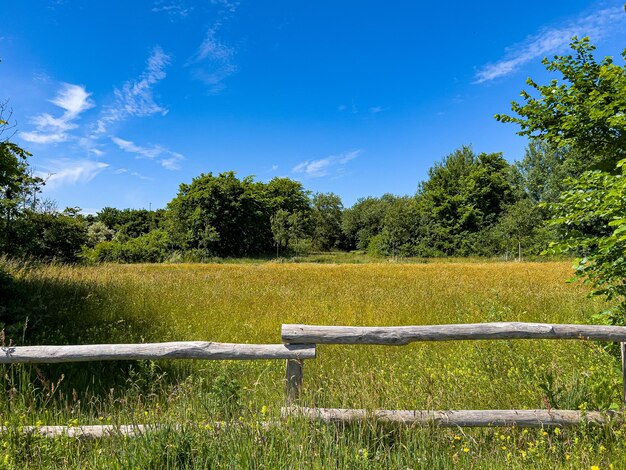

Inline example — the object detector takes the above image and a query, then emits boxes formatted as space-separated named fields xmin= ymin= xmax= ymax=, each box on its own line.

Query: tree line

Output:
xmin=0 ymin=139 xmax=571 ymax=263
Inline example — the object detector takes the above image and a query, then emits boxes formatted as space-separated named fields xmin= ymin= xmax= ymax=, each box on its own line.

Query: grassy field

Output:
xmin=1 ymin=260 xmax=624 ymax=468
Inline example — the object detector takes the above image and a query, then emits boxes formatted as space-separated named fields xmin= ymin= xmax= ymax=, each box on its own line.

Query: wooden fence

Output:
xmin=280 ymin=322 xmax=626 ymax=427
xmin=2 ymin=321 xmax=626 ymax=436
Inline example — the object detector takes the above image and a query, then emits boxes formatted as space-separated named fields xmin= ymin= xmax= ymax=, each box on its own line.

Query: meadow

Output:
xmin=1 ymin=260 xmax=624 ymax=468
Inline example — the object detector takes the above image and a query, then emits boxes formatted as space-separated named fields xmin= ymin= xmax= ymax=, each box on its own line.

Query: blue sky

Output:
xmin=1 ymin=1 xmax=626 ymax=212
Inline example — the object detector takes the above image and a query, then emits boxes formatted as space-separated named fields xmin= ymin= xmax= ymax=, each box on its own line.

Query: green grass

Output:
xmin=0 ymin=260 xmax=623 ymax=468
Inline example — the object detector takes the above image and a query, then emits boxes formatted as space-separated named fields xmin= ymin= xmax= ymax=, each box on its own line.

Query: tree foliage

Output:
xmin=547 ymin=167 xmax=626 ymax=323
xmin=499 ymin=38 xmax=626 ymax=323
xmin=496 ymin=37 xmax=626 ymax=173
xmin=417 ymin=146 xmax=514 ymax=255
xmin=311 ymin=192 xmax=343 ymax=251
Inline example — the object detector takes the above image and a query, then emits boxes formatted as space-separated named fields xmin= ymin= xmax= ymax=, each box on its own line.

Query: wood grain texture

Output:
xmin=282 ymin=322 xmax=626 ymax=345
xmin=621 ymin=342 xmax=626 ymax=404
xmin=285 ymin=359 xmax=304 ymax=403
xmin=2 ymin=421 xmax=279 ymax=438
xmin=0 ymin=342 xmax=315 ymax=364
xmin=282 ymin=407 xmax=618 ymax=427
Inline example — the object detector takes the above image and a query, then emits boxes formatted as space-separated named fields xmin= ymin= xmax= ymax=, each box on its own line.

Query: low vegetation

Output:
xmin=0 ymin=260 xmax=624 ymax=468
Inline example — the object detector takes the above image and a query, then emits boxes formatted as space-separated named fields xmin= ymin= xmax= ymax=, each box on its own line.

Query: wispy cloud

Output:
xmin=152 ymin=0 xmax=193 ymax=18
xmin=95 ymin=46 xmax=171 ymax=134
xmin=188 ymin=25 xmax=237 ymax=93
xmin=474 ymin=5 xmax=626 ymax=83
xmin=368 ymin=106 xmax=388 ymax=114
xmin=39 ymin=159 xmax=109 ymax=189
xmin=113 ymin=168 xmax=153 ymax=180
xmin=20 ymin=83 xmax=94 ymax=144
xmin=293 ymin=149 xmax=361 ymax=178
xmin=111 ymin=136 xmax=184 ymax=170
xmin=210 ymin=0 xmax=239 ymax=14
xmin=186 ymin=0 xmax=240 ymax=93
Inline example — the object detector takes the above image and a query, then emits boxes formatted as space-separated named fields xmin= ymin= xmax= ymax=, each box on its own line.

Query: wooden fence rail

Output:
xmin=282 ymin=322 xmax=626 ymax=345
xmin=0 ymin=342 xmax=316 ymax=363
xmin=281 ymin=407 xmax=619 ymax=427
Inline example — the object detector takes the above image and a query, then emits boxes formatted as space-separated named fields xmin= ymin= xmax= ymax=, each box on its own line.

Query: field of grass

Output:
xmin=1 ymin=260 xmax=624 ymax=468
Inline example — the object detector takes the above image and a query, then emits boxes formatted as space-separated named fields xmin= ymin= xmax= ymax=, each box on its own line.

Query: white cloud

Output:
xmin=188 ymin=24 xmax=237 ymax=92
xmin=111 ymin=135 xmax=184 ymax=170
xmin=50 ymin=83 xmax=94 ymax=117
xmin=210 ymin=0 xmax=239 ymax=14
xmin=20 ymin=83 xmax=94 ymax=144
xmin=39 ymin=159 xmax=109 ymax=189
xmin=474 ymin=6 xmax=626 ymax=83
xmin=293 ymin=149 xmax=361 ymax=178
xmin=152 ymin=0 xmax=192 ymax=17
xmin=95 ymin=47 xmax=171 ymax=134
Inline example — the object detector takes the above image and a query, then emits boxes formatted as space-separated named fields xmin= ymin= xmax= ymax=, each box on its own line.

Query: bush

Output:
xmin=84 ymin=230 xmax=171 ymax=263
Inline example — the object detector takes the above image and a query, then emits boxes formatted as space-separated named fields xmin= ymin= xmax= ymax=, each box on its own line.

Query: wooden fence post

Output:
xmin=620 ymin=343 xmax=626 ymax=403
xmin=285 ymin=358 xmax=303 ymax=403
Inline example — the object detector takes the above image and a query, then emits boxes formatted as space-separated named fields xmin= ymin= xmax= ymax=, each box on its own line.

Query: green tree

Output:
xmin=417 ymin=146 xmax=514 ymax=255
xmin=379 ymin=197 xmax=420 ymax=257
xmin=87 ymin=221 xmax=115 ymax=247
xmin=287 ymin=211 xmax=310 ymax=256
xmin=262 ymin=177 xmax=311 ymax=215
xmin=342 ymin=194 xmax=397 ymax=251
xmin=495 ymin=199 xmax=547 ymax=261
xmin=496 ymin=37 xmax=626 ymax=174
xmin=12 ymin=209 xmax=88 ymax=262
xmin=310 ymin=192 xmax=343 ymax=251
xmin=96 ymin=207 xmax=163 ymax=240
xmin=547 ymin=167 xmax=626 ymax=324
xmin=0 ymin=103 xmax=45 ymax=255
xmin=270 ymin=209 xmax=290 ymax=257
xmin=512 ymin=140 xmax=575 ymax=204
xmin=500 ymin=38 xmax=626 ymax=325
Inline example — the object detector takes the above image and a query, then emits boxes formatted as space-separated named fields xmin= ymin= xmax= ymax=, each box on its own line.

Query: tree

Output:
xmin=511 ymin=140 xmax=575 ymax=204
xmin=11 ymin=209 xmax=88 ymax=262
xmin=87 ymin=221 xmax=115 ymax=247
xmin=342 ymin=194 xmax=397 ymax=251
xmin=379 ymin=197 xmax=420 ymax=257
xmin=500 ymin=38 xmax=626 ymax=325
xmin=0 ymin=102 xmax=45 ymax=255
xmin=262 ymin=177 xmax=311 ymax=215
xmin=311 ymin=192 xmax=343 ymax=251
xmin=270 ymin=209 xmax=290 ymax=257
xmin=496 ymin=37 xmax=626 ymax=174
xmin=495 ymin=199 xmax=547 ymax=261
xmin=96 ymin=207 xmax=163 ymax=240
xmin=287 ymin=211 xmax=310 ymax=256
xmin=417 ymin=146 xmax=514 ymax=255
xmin=547 ymin=167 xmax=626 ymax=324
xmin=166 ymin=172 xmax=268 ymax=257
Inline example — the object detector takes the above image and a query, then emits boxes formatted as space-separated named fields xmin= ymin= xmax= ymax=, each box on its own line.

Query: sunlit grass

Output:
xmin=1 ymin=260 xmax=624 ymax=468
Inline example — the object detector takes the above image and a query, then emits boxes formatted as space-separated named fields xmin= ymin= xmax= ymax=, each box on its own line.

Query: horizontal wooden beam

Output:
xmin=282 ymin=322 xmax=626 ymax=345
xmin=0 ymin=342 xmax=315 ymax=364
xmin=2 ymin=421 xmax=280 ymax=438
xmin=14 ymin=425 xmax=151 ymax=439
xmin=282 ymin=407 xmax=618 ymax=427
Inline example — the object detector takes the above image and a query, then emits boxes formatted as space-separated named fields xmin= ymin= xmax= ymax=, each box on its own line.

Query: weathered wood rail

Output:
xmin=0 ymin=341 xmax=315 ymax=363
xmin=281 ymin=407 xmax=618 ymax=427
xmin=282 ymin=322 xmax=626 ymax=344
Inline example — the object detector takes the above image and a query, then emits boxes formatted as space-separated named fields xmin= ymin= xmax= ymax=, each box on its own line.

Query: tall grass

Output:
xmin=0 ymin=261 xmax=624 ymax=468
